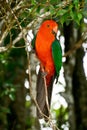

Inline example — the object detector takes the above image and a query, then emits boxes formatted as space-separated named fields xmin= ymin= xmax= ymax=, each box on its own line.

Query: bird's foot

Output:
xmin=41 ymin=71 xmax=47 ymax=77
xmin=40 ymin=64 xmax=47 ymax=77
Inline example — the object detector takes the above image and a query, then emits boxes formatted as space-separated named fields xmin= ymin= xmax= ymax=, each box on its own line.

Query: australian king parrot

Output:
xmin=31 ymin=20 xmax=62 ymax=119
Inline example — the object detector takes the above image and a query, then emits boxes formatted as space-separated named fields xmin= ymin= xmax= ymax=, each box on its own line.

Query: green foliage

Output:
xmin=36 ymin=0 xmax=85 ymax=26
xmin=0 ymin=106 xmax=10 ymax=127
xmin=12 ymin=0 xmax=86 ymax=27
xmin=0 ymin=48 xmax=26 ymax=129
xmin=54 ymin=106 xmax=68 ymax=130
xmin=1 ymin=83 xmax=16 ymax=101
xmin=26 ymin=116 xmax=36 ymax=129
xmin=31 ymin=0 xmax=37 ymax=5
xmin=30 ymin=0 xmax=85 ymax=26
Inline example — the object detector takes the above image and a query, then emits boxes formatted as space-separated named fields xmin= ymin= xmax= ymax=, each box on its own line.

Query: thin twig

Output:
xmin=0 ymin=0 xmax=73 ymax=47
xmin=41 ymin=66 xmax=60 ymax=130
xmin=44 ymin=76 xmax=50 ymax=113
xmin=6 ymin=1 xmax=51 ymax=121
xmin=63 ymin=31 xmax=87 ymax=57
xmin=41 ymin=65 xmax=50 ymax=115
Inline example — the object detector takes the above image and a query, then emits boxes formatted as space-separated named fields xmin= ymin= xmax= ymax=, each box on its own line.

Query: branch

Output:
xmin=13 ymin=12 xmax=50 ymax=45
xmin=64 ymin=30 xmax=87 ymax=57
xmin=0 ymin=0 xmax=73 ymax=49
xmin=6 ymin=1 xmax=51 ymax=122
xmin=58 ymin=0 xmax=72 ymax=8
xmin=12 ymin=0 xmax=73 ymax=45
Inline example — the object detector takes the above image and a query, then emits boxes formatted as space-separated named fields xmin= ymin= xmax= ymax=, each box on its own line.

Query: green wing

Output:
xmin=52 ymin=39 xmax=62 ymax=77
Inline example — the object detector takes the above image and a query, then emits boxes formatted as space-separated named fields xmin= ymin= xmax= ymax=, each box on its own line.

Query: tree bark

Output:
xmin=73 ymin=47 xmax=87 ymax=130
xmin=63 ymin=22 xmax=76 ymax=130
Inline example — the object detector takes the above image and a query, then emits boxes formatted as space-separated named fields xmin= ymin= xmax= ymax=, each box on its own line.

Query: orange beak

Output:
xmin=53 ymin=26 xmax=58 ymax=34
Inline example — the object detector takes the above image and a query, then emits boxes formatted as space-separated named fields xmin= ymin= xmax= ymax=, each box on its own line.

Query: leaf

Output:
xmin=69 ymin=4 xmax=73 ymax=10
xmin=70 ymin=10 xmax=81 ymax=25
xmin=78 ymin=13 xmax=82 ymax=21
xmin=9 ymin=94 xmax=15 ymax=101
xmin=83 ymin=11 xmax=87 ymax=18
xmin=70 ymin=10 xmax=75 ymax=20
xmin=50 ymin=0 xmax=60 ymax=5
xmin=60 ymin=16 xmax=65 ymax=25
xmin=60 ymin=13 xmax=70 ymax=25
xmin=31 ymin=0 xmax=36 ymax=5
xmin=57 ymin=9 xmax=67 ymax=16
xmin=73 ymin=0 xmax=79 ymax=9
xmin=49 ymin=5 xmax=55 ymax=15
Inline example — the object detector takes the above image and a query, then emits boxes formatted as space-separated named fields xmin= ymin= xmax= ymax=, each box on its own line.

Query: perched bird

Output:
xmin=31 ymin=20 xmax=62 ymax=119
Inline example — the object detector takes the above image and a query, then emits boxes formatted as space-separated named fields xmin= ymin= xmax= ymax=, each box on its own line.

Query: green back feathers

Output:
xmin=52 ymin=39 xmax=62 ymax=77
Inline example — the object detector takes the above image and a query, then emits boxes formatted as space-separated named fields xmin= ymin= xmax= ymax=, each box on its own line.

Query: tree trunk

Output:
xmin=63 ymin=22 xmax=76 ymax=130
xmin=73 ymin=47 xmax=87 ymax=130
xmin=30 ymin=53 xmax=40 ymax=130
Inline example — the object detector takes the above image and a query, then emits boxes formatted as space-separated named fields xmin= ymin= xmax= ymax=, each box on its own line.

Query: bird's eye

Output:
xmin=47 ymin=24 xmax=50 ymax=27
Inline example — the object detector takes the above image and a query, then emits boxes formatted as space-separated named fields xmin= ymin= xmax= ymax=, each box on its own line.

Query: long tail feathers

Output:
xmin=36 ymin=69 xmax=54 ymax=120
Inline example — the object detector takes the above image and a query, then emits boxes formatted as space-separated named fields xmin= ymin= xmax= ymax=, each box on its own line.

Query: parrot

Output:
xmin=31 ymin=20 xmax=62 ymax=120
